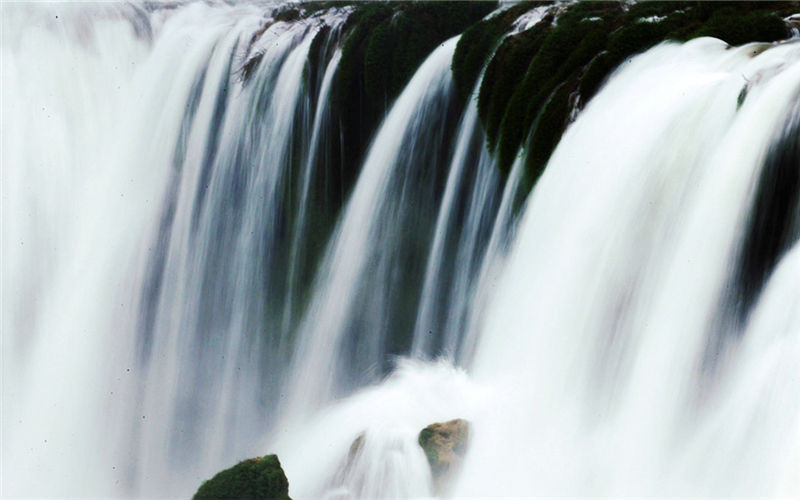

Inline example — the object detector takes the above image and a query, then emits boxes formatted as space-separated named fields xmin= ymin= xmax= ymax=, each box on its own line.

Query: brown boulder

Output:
xmin=418 ymin=419 xmax=470 ymax=492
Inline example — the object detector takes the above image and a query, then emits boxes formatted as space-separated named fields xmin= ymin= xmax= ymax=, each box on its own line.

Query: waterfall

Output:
xmin=456 ymin=38 xmax=800 ymax=496
xmin=4 ymin=1 xmax=800 ymax=498
xmin=411 ymin=92 xmax=503 ymax=361
xmin=282 ymin=36 xmax=462 ymax=418
xmin=3 ymin=2 xmax=506 ymax=496
xmin=2 ymin=2 xmax=356 ymax=496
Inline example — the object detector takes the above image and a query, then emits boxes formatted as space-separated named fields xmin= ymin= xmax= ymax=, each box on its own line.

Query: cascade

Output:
xmin=458 ymin=38 xmax=800 ymax=496
xmin=4 ymin=1 xmax=800 ymax=498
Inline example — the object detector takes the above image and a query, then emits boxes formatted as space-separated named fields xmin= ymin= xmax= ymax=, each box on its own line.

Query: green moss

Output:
xmin=419 ymin=427 xmax=434 ymax=444
xmin=576 ymin=50 xmax=612 ymax=101
xmin=607 ymin=21 xmax=673 ymax=59
xmin=555 ymin=1 xmax=622 ymax=26
xmin=691 ymin=8 xmax=789 ymax=45
xmin=661 ymin=2 xmax=796 ymax=42
xmin=519 ymin=20 xmax=617 ymax=181
xmin=363 ymin=2 xmax=497 ymax=103
xmin=469 ymin=0 xmax=792 ymax=187
xmin=274 ymin=8 xmax=300 ymax=23
xmin=522 ymin=82 xmax=572 ymax=192
xmin=328 ymin=1 xmax=494 ymax=216
xmin=572 ymin=18 xmax=674 ymax=101
xmin=451 ymin=16 xmax=507 ymax=102
xmin=451 ymin=2 xmax=538 ymax=102
xmin=495 ymin=14 xmax=608 ymax=174
xmin=478 ymin=15 xmax=552 ymax=150
xmin=194 ymin=455 xmax=291 ymax=500
xmin=329 ymin=2 xmax=394 ymax=205
xmin=418 ymin=428 xmax=438 ymax=465
xmin=300 ymin=0 xmax=795 ymax=203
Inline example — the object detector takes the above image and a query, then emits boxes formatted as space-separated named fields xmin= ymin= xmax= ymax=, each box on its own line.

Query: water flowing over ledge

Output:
xmin=3 ymin=1 xmax=800 ymax=497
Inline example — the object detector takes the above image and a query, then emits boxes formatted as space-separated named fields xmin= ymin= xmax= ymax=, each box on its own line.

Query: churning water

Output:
xmin=3 ymin=2 xmax=800 ymax=498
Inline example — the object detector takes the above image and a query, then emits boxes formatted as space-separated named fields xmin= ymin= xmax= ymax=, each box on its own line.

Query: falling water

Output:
xmin=4 ymin=2 xmax=800 ymax=498
xmin=456 ymin=38 xmax=800 ymax=496
xmin=2 ymin=2 xmax=358 ymax=496
xmin=283 ymin=36 xmax=463 ymax=418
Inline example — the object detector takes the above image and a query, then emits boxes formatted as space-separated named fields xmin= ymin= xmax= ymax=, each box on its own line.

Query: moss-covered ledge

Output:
xmin=267 ymin=1 xmax=798 ymax=200
xmin=452 ymin=1 xmax=798 ymax=192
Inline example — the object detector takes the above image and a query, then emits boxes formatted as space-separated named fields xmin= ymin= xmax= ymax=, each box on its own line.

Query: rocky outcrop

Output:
xmin=194 ymin=454 xmax=291 ymax=500
xmin=418 ymin=419 xmax=470 ymax=493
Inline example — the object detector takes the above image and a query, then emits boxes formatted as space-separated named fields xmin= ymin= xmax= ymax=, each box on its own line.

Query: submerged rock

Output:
xmin=331 ymin=432 xmax=365 ymax=484
xmin=418 ymin=419 xmax=470 ymax=492
xmin=194 ymin=454 xmax=291 ymax=500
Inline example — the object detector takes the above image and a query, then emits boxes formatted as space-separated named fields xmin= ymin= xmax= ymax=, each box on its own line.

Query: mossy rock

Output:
xmin=690 ymin=8 xmax=789 ymax=45
xmin=494 ymin=11 xmax=609 ymax=175
xmin=194 ymin=454 xmax=291 ymax=500
xmin=275 ymin=0 xmax=797 ymax=203
xmin=418 ymin=419 xmax=470 ymax=493
xmin=451 ymin=2 xmax=542 ymax=102
xmin=273 ymin=8 xmax=301 ymax=23
xmin=521 ymin=81 xmax=573 ymax=194
xmin=469 ymin=0 xmax=794 ymax=186
xmin=478 ymin=12 xmax=553 ymax=149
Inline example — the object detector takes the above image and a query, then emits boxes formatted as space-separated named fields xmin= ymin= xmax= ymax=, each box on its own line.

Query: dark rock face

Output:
xmin=418 ymin=419 xmax=471 ymax=493
xmin=194 ymin=454 xmax=291 ymax=500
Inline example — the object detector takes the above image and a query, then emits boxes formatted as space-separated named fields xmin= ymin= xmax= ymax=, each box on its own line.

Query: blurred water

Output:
xmin=458 ymin=38 xmax=800 ymax=496
xmin=4 ymin=2 xmax=800 ymax=498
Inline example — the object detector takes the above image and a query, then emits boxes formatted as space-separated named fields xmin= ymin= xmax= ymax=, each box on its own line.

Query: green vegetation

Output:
xmin=495 ymin=10 xmax=614 ymax=176
xmin=522 ymin=82 xmax=572 ymax=191
xmin=273 ymin=8 xmax=300 ymax=23
xmin=691 ymin=8 xmax=788 ymax=45
xmin=194 ymin=455 xmax=291 ymax=500
xmin=282 ymin=0 xmax=796 ymax=201
xmin=361 ymin=3 xmax=499 ymax=101
xmin=335 ymin=1 xmax=496 ymax=135
xmin=477 ymin=12 xmax=552 ymax=148
xmin=460 ymin=0 xmax=796 ymax=187
xmin=451 ymin=2 xmax=542 ymax=102
xmin=322 ymin=1 xmax=495 ymax=214
xmin=418 ymin=427 xmax=437 ymax=462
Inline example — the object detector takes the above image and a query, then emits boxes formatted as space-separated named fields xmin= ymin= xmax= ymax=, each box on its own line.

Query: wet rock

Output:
xmin=418 ymin=418 xmax=470 ymax=492
xmin=332 ymin=432 xmax=365 ymax=483
xmin=194 ymin=454 xmax=291 ymax=500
